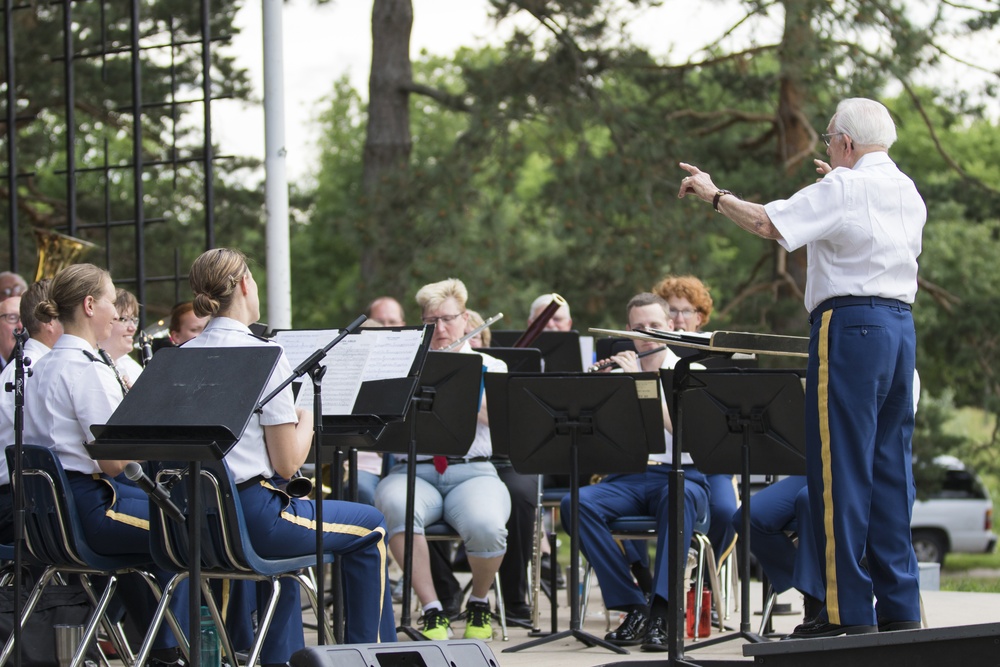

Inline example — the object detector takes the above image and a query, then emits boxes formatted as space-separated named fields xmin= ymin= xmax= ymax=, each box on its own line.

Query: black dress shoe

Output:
xmin=803 ymin=593 xmax=824 ymax=625
xmin=640 ymin=615 xmax=670 ymax=652
xmin=785 ymin=620 xmax=877 ymax=639
xmin=878 ymin=620 xmax=921 ymax=632
xmin=605 ymin=608 xmax=649 ymax=646
xmin=505 ymin=603 xmax=533 ymax=623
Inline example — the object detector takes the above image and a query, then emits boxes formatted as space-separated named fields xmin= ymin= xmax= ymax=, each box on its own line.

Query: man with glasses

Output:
xmin=678 ymin=97 xmax=924 ymax=638
xmin=374 ymin=278 xmax=511 ymax=642
xmin=0 ymin=271 xmax=27 ymax=302
xmin=0 ymin=295 xmax=22 ymax=369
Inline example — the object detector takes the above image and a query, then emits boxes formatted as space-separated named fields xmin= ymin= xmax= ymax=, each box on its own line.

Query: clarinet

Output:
xmin=98 ymin=348 xmax=130 ymax=396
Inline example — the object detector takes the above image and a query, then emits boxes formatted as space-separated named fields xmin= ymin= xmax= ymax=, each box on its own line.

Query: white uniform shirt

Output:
xmin=408 ymin=343 xmax=508 ymax=462
xmin=23 ymin=335 xmax=123 ymax=474
xmin=648 ymin=348 xmax=695 ymax=467
xmin=764 ymin=152 xmax=926 ymax=312
xmin=0 ymin=337 xmax=53 ymax=484
xmin=115 ymin=354 xmax=144 ymax=387
xmin=181 ymin=317 xmax=298 ymax=484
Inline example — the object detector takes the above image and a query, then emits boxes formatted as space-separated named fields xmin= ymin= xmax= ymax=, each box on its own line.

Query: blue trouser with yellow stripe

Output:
xmin=805 ymin=298 xmax=920 ymax=626
xmin=69 ymin=475 xmax=190 ymax=650
xmin=238 ymin=482 xmax=396 ymax=658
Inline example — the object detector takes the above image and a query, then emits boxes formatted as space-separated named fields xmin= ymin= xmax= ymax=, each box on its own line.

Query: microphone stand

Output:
xmin=255 ymin=313 xmax=367 ymax=645
xmin=6 ymin=328 xmax=30 ymax=667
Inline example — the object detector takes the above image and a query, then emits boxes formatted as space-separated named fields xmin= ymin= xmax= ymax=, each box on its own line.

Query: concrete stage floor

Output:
xmin=303 ymin=575 xmax=1000 ymax=666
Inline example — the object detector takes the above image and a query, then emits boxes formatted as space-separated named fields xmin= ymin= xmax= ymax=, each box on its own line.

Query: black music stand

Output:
xmin=479 ymin=347 xmax=542 ymax=374
xmin=89 ymin=346 xmax=282 ymax=667
xmin=490 ymin=330 xmax=583 ymax=372
xmin=493 ymin=373 xmax=660 ymax=654
xmin=271 ymin=323 xmax=430 ymax=642
xmin=374 ymin=351 xmax=484 ymax=641
xmin=670 ymin=369 xmax=806 ymax=652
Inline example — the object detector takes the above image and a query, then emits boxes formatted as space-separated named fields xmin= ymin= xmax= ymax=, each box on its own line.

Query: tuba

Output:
xmin=33 ymin=227 xmax=97 ymax=281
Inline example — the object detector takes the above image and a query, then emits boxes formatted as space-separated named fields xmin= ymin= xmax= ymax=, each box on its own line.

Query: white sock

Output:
xmin=468 ymin=594 xmax=490 ymax=605
xmin=423 ymin=601 xmax=443 ymax=613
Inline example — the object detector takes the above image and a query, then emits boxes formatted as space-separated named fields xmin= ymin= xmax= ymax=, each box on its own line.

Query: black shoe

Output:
xmin=878 ymin=620 xmax=921 ymax=632
xmin=640 ymin=615 xmax=670 ymax=652
xmin=803 ymin=594 xmax=824 ymax=625
xmin=604 ymin=608 xmax=649 ymax=646
xmin=785 ymin=620 xmax=876 ymax=639
xmin=505 ymin=603 xmax=532 ymax=623
xmin=540 ymin=553 xmax=567 ymax=589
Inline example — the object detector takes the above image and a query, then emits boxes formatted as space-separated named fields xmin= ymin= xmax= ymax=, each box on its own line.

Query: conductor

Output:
xmin=678 ymin=97 xmax=925 ymax=638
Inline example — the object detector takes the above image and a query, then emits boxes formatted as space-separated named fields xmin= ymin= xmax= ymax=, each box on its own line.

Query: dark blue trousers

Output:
xmin=562 ymin=465 xmax=709 ymax=610
xmin=806 ymin=301 xmax=920 ymax=626
xmin=238 ymin=482 xmax=395 ymax=659
xmin=69 ymin=475 xmax=189 ymax=650
xmin=732 ymin=475 xmax=822 ymax=600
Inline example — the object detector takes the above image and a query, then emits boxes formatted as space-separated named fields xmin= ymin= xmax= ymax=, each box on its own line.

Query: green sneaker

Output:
xmin=420 ymin=607 xmax=452 ymax=641
xmin=463 ymin=601 xmax=494 ymax=641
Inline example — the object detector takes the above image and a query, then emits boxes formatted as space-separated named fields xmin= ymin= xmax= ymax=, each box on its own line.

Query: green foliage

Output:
xmin=1 ymin=0 xmax=257 ymax=320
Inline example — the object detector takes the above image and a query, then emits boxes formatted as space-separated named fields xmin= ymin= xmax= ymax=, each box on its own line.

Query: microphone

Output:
xmin=124 ymin=461 xmax=186 ymax=524
xmin=139 ymin=331 xmax=154 ymax=367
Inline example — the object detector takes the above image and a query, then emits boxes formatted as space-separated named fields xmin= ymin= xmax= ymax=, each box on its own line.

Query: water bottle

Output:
xmin=199 ymin=606 xmax=221 ymax=667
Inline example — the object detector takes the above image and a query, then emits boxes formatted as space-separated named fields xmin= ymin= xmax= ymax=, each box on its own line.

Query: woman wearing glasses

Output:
xmin=184 ymin=248 xmax=395 ymax=662
xmin=25 ymin=263 xmax=188 ymax=666
xmin=98 ymin=288 xmax=143 ymax=389
xmin=374 ymin=277 xmax=511 ymax=642
xmin=652 ymin=275 xmax=739 ymax=569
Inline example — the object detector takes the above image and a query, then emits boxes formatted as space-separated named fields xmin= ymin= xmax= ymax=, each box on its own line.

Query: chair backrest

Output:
xmin=147 ymin=459 xmax=254 ymax=574
xmin=4 ymin=444 xmax=139 ymax=570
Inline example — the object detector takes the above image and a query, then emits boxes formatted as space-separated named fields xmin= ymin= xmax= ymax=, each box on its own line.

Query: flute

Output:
xmin=588 ymin=344 xmax=669 ymax=373
xmin=442 ymin=312 xmax=504 ymax=351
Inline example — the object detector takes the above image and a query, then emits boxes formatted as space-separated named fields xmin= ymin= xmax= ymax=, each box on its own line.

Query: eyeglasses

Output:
xmin=0 ymin=286 xmax=24 ymax=299
xmin=822 ymin=132 xmax=844 ymax=147
xmin=668 ymin=308 xmax=699 ymax=319
xmin=421 ymin=312 xmax=465 ymax=325
xmin=0 ymin=313 xmax=21 ymax=325
xmin=115 ymin=316 xmax=140 ymax=326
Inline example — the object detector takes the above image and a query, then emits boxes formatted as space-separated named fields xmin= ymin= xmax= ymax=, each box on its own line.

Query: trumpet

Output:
xmin=442 ymin=312 xmax=504 ymax=351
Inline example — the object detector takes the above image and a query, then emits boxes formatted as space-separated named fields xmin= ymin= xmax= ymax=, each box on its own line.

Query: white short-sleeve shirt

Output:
xmin=0 ymin=337 xmax=53 ymax=484
xmin=23 ymin=335 xmax=124 ymax=474
xmin=764 ymin=152 xmax=926 ymax=312
xmin=181 ymin=317 xmax=298 ymax=484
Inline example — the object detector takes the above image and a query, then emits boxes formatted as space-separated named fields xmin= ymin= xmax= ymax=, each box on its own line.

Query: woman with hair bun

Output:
xmin=24 ymin=263 xmax=188 ymax=666
xmin=183 ymin=248 xmax=395 ymax=660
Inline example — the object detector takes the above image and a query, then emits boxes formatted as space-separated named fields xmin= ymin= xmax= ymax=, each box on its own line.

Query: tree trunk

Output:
xmin=362 ymin=0 xmax=413 ymax=288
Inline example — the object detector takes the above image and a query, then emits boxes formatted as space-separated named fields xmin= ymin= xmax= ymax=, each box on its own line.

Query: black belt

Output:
xmin=237 ymin=474 xmax=267 ymax=491
xmin=812 ymin=295 xmax=911 ymax=318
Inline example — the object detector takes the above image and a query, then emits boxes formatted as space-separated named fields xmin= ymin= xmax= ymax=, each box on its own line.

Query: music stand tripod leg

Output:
xmin=505 ymin=425 xmax=627 ymax=655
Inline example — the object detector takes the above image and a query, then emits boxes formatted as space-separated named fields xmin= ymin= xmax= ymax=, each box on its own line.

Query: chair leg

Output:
xmin=133 ymin=572 xmax=189 ymax=667
xmin=702 ymin=545 xmax=725 ymax=632
xmin=77 ymin=573 xmax=137 ymax=667
xmin=293 ymin=571 xmax=335 ymax=645
xmin=758 ymin=584 xmax=777 ymax=636
xmin=0 ymin=566 xmax=59 ymax=667
xmin=492 ymin=572 xmax=508 ymax=641
xmin=69 ymin=573 xmax=120 ymax=667
xmin=245 ymin=578 xmax=283 ymax=667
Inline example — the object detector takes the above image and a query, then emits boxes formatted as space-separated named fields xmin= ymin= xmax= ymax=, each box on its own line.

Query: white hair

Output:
xmin=832 ymin=98 xmax=897 ymax=150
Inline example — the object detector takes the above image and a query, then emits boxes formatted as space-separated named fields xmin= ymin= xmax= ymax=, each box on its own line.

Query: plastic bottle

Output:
xmin=199 ymin=606 xmax=221 ymax=667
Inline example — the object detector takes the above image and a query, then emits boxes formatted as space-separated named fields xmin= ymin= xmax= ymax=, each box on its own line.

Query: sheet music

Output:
xmin=273 ymin=328 xmax=424 ymax=414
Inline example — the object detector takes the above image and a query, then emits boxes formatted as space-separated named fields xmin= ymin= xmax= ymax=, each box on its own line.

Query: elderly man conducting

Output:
xmin=678 ymin=97 xmax=924 ymax=638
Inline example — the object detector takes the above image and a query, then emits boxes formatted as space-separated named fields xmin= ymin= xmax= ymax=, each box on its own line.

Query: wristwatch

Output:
xmin=713 ymin=189 xmax=733 ymax=212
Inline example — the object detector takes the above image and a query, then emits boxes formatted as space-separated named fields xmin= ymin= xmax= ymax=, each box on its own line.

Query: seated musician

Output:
xmin=183 ymin=248 xmax=395 ymax=660
xmin=374 ymin=277 xmax=511 ymax=641
xmin=653 ymin=275 xmax=738 ymax=568
xmin=527 ymin=293 xmax=573 ymax=332
xmin=564 ymin=292 xmax=711 ymax=651
xmin=0 ymin=278 xmax=62 ymax=543
xmin=24 ymin=264 xmax=189 ymax=666
xmin=98 ymin=288 xmax=144 ymax=388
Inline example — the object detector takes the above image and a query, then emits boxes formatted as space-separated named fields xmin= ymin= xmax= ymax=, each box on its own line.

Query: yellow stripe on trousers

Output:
xmin=818 ymin=310 xmax=839 ymax=625
xmin=280 ymin=512 xmax=389 ymax=641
